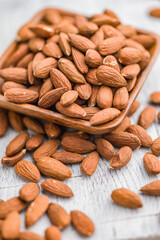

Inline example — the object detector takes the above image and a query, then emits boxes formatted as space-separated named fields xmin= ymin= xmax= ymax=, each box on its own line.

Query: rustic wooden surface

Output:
xmin=0 ymin=0 xmax=160 ymax=239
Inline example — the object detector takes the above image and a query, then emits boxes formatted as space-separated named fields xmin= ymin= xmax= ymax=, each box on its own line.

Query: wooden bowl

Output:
xmin=0 ymin=8 xmax=160 ymax=134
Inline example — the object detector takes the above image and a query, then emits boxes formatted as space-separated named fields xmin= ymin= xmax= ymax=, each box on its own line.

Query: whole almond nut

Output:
xmin=126 ymin=76 xmax=137 ymax=92
xmin=1 ymin=211 xmax=20 ymax=239
xmin=60 ymin=90 xmax=78 ymax=106
xmin=55 ymin=22 xmax=78 ymax=34
xmin=43 ymin=42 xmax=62 ymax=58
xmin=150 ymin=92 xmax=160 ymax=104
xmin=101 ymin=25 xmax=123 ymax=38
xmin=33 ymin=139 xmax=59 ymax=162
xmin=23 ymin=117 xmax=45 ymax=134
xmin=32 ymin=52 xmax=46 ymax=72
xmin=90 ymin=107 xmax=121 ymax=126
xmin=91 ymin=14 xmax=120 ymax=27
xmin=86 ymin=69 xmax=101 ymax=85
xmin=94 ymin=137 xmax=114 ymax=160
xmin=25 ymin=195 xmax=49 ymax=228
xmin=26 ymin=134 xmax=44 ymax=151
xmin=88 ymin=85 xmax=99 ymax=107
xmin=111 ymin=188 xmax=142 ymax=208
xmin=2 ymin=149 xmax=26 ymax=167
xmin=104 ymin=9 xmax=120 ymax=19
xmin=96 ymin=65 xmax=127 ymax=87
xmin=19 ymin=231 xmax=44 ymax=240
xmin=150 ymin=8 xmax=160 ymax=18
xmin=59 ymin=32 xmax=71 ymax=56
xmin=97 ymin=85 xmax=113 ymax=109
xmin=72 ymin=47 xmax=88 ymax=74
xmin=17 ymin=53 xmax=34 ymax=68
xmin=30 ymin=24 xmax=54 ymax=38
xmin=104 ymin=132 xmax=141 ymax=150
xmin=124 ymin=38 xmax=145 ymax=52
xmin=140 ymin=180 xmax=160 ymax=195
xmin=71 ymin=210 xmax=95 ymax=236
xmin=0 ymin=109 xmax=8 ymax=137
xmin=113 ymin=87 xmax=129 ymax=110
xmin=79 ymin=21 xmax=98 ymax=36
xmin=17 ymin=23 xmax=35 ymax=42
xmin=48 ymin=203 xmax=71 ymax=229
xmin=52 ymin=151 xmax=84 ymax=164
xmin=131 ymin=34 xmax=155 ymax=49
xmin=112 ymin=116 xmax=131 ymax=133
xmin=151 ymin=137 xmax=160 ymax=155
xmin=27 ymin=61 xmax=39 ymax=85
xmin=33 ymin=57 xmax=57 ymax=78
xmin=56 ymin=102 xmax=86 ymax=119
xmin=143 ymin=152 xmax=160 ymax=175
xmin=74 ymin=82 xmax=92 ymax=100
xmin=82 ymin=107 xmax=100 ymax=120
xmin=19 ymin=182 xmax=40 ymax=202
xmin=8 ymin=111 xmax=25 ymax=132
xmin=6 ymin=132 xmax=29 ymax=157
xmin=45 ymin=226 xmax=61 ymax=240
xmin=2 ymin=81 xmax=27 ymax=93
xmin=50 ymin=68 xmax=72 ymax=90
xmin=28 ymin=37 xmax=45 ymax=52
xmin=98 ymin=36 xmax=124 ymax=56
xmin=0 ymin=67 xmax=28 ymax=84
xmin=5 ymin=88 xmax=38 ymax=104
xmin=47 ymin=34 xmax=60 ymax=43
xmin=15 ymin=160 xmax=41 ymax=182
xmin=121 ymin=64 xmax=140 ymax=79
xmin=117 ymin=24 xmax=136 ymax=38
xmin=118 ymin=47 xmax=142 ymax=65
xmin=41 ymin=178 xmax=73 ymax=197
xmin=75 ymin=14 xmax=88 ymax=28
xmin=81 ymin=151 xmax=99 ymax=176
xmin=110 ymin=146 xmax=132 ymax=169
xmin=0 ymin=197 xmax=26 ymax=219
xmin=127 ymin=124 xmax=152 ymax=148
xmin=39 ymin=78 xmax=53 ymax=98
xmin=61 ymin=130 xmax=89 ymax=140
xmin=44 ymin=9 xmax=62 ymax=24
xmin=85 ymin=49 xmax=103 ymax=67
xmin=44 ymin=122 xmax=61 ymax=138
xmin=138 ymin=106 xmax=156 ymax=129
xmin=127 ymin=100 xmax=140 ymax=117
xmin=103 ymin=55 xmax=120 ymax=72
xmin=61 ymin=135 xmax=96 ymax=154
xmin=90 ymin=28 xmax=104 ymax=47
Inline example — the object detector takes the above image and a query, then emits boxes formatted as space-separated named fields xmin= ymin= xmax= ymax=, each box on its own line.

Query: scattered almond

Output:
xmin=19 ymin=182 xmax=40 ymax=202
xmin=110 ymin=146 xmax=132 ymax=169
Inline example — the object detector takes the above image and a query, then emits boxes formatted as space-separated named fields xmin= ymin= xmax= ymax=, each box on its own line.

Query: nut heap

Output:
xmin=0 ymin=8 xmax=156 ymax=126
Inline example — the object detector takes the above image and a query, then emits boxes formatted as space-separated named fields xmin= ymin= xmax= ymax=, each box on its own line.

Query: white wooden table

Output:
xmin=0 ymin=0 xmax=160 ymax=239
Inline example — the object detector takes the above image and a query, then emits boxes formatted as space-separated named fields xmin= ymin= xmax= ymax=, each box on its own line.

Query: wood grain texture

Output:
xmin=0 ymin=0 xmax=160 ymax=239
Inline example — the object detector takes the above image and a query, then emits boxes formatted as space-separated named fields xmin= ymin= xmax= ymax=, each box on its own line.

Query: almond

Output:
xmin=140 ymin=180 xmax=160 ymax=195
xmin=121 ymin=64 xmax=140 ymax=79
xmin=17 ymin=23 xmax=35 ymax=42
xmin=94 ymin=137 xmax=114 ymax=160
xmin=60 ymin=90 xmax=78 ymax=106
xmin=68 ymin=33 xmax=96 ymax=52
xmin=138 ymin=106 xmax=156 ymax=129
xmin=44 ymin=9 xmax=62 ymax=24
xmin=44 ymin=122 xmax=61 ymax=138
xmin=0 ymin=67 xmax=28 ymax=84
xmin=27 ymin=61 xmax=38 ymax=85
xmin=104 ymin=9 xmax=120 ymax=19
xmin=56 ymin=102 xmax=86 ymax=119
xmin=52 ymin=151 xmax=84 ymax=164
xmin=112 ymin=116 xmax=131 ymax=133
xmin=30 ymin=24 xmax=54 ymax=38
xmin=0 ymin=197 xmax=26 ymax=219
xmin=19 ymin=231 xmax=44 ymax=240
xmin=90 ymin=28 xmax=104 ymax=47
xmin=48 ymin=203 xmax=71 ymax=229
xmin=61 ymin=130 xmax=90 ymax=140
xmin=58 ymin=58 xmax=86 ymax=84
xmin=118 ymin=47 xmax=142 ymax=65
xmin=113 ymin=87 xmax=129 ymax=110
xmin=82 ymin=107 xmax=100 ymax=120
xmin=25 ymin=195 xmax=49 ymax=228
xmin=8 ymin=111 xmax=25 ymax=132
xmin=86 ymin=69 xmax=101 ymax=85
xmin=47 ymin=34 xmax=60 ymax=43
xmin=117 ymin=24 xmax=137 ymax=38
xmin=127 ymin=124 xmax=152 ymax=148
xmin=33 ymin=57 xmax=57 ymax=78
xmin=0 ymin=109 xmax=8 ymax=137
xmin=91 ymin=14 xmax=120 ymax=27
xmin=2 ymin=81 xmax=27 ymax=93
xmin=37 ymin=156 xmax=72 ymax=180
xmin=98 ymin=36 xmax=124 ymax=56
xmin=19 ymin=182 xmax=40 ymax=202
xmin=127 ymin=100 xmax=140 ymax=117
xmin=104 ymin=131 xmax=141 ymax=150
xmin=2 ymin=149 xmax=26 ymax=167
xmin=6 ymin=132 xmax=29 ymax=156
xmin=41 ymin=178 xmax=73 ymax=197
xmin=110 ymin=146 xmax=132 ymax=169
xmin=85 ymin=49 xmax=103 ymax=67
xmin=5 ymin=88 xmax=38 ymax=104
xmin=45 ymin=226 xmax=61 ymax=240
xmin=81 ymin=151 xmax=99 ymax=175
xmin=38 ymin=87 xmax=67 ymax=108
xmin=42 ymin=42 xmax=62 ymax=58
xmin=151 ymin=137 xmax=160 ymax=155
xmin=23 ymin=117 xmax=45 ymax=134
xmin=143 ymin=152 xmax=160 ymax=175
xmin=88 ymin=85 xmax=99 ymax=107
xmin=33 ymin=139 xmax=59 ymax=162
xmin=59 ymin=32 xmax=71 ymax=56
xmin=28 ymin=37 xmax=45 ymax=52
xmin=17 ymin=53 xmax=34 ymax=68
xmin=126 ymin=76 xmax=137 ymax=92
xmin=90 ymin=107 xmax=121 ymax=126
xmin=111 ymin=188 xmax=142 ymax=208
xmin=131 ymin=34 xmax=155 ymax=49
xmin=71 ymin=210 xmax=95 ymax=236
xmin=139 ymin=50 xmax=150 ymax=70
xmin=74 ymin=82 xmax=92 ymax=100
xmin=79 ymin=21 xmax=98 ymax=36
xmin=1 ymin=211 xmax=20 ymax=239
xmin=124 ymin=38 xmax=145 ymax=52
xmin=32 ymin=52 xmax=46 ymax=72
xmin=149 ymin=8 xmax=160 ymax=18
xmin=39 ymin=78 xmax=53 ymax=98
xmin=55 ymin=22 xmax=78 ymax=34
xmin=150 ymin=92 xmax=160 ymax=104
xmin=61 ymin=135 xmax=96 ymax=154
xmin=96 ymin=65 xmax=127 ymax=87
xmin=50 ymin=68 xmax=72 ymax=90
xmin=103 ymin=55 xmax=120 ymax=72
xmin=101 ymin=25 xmax=123 ymax=38
xmin=72 ymin=47 xmax=88 ymax=74
xmin=15 ymin=160 xmax=41 ymax=182
xmin=75 ymin=14 xmax=88 ymax=28
xmin=26 ymin=134 xmax=44 ymax=151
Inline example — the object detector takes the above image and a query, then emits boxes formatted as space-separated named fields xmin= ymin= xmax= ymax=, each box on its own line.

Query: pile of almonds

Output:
xmin=0 ymin=8 xmax=160 ymax=240
xmin=0 ymin=8 xmax=156 ymax=126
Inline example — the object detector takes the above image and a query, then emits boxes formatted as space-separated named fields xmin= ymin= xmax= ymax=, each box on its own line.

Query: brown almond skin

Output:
xmin=39 ymin=78 xmax=53 ymax=98
xmin=85 ymin=49 xmax=103 ymax=67
xmin=6 ymin=132 xmax=29 ymax=157
xmin=61 ymin=135 xmax=96 ymax=154
xmin=5 ymin=88 xmax=38 ymax=104
xmin=111 ymin=188 xmax=142 ymax=209
xmin=60 ymin=90 xmax=78 ymax=106
xmin=110 ymin=146 xmax=132 ymax=169
xmin=33 ymin=139 xmax=59 ymax=162
xmin=45 ymin=226 xmax=61 ymax=240
xmin=127 ymin=100 xmax=140 ymax=117
xmin=90 ymin=28 xmax=104 ymax=47
xmin=26 ymin=134 xmax=44 ymax=151
xmin=138 ymin=106 xmax=156 ymax=129
xmin=2 ymin=149 xmax=26 ymax=167
xmin=52 ymin=151 xmax=84 ymax=164
xmin=0 ymin=197 xmax=27 ymax=219
xmin=42 ymin=42 xmax=62 ymax=58
xmin=103 ymin=55 xmax=120 ymax=72
xmin=150 ymin=92 xmax=160 ymax=104
xmin=86 ymin=68 xmax=101 ymax=85
xmin=131 ymin=34 xmax=155 ymax=49
xmin=50 ymin=68 xmax=72 ymax=90
xmin=121 ymin=64 xmax=140 ymax=79
xmin=33 ymin=57 xmax=57 ymax=79
xmin=56 ymin=102 xmax=86 ymax=119
xmin=61 ymin=131 xmax=89 ymax=140
xmin=19 ymin=231 xmax=44 ymax=240
xmin=2 ymin=81 xmax=27 ymax=93
xmin=19 ymin=182 xmax=40 ymax=202
xmin=0 ymin=109 xmax=8 ymax=137
xmin=29 ymin=24 xmax=54 ymax=38
xmin=151 ymin=137 xmax=160 ymax=155
xmin=74 ymin=82 xmax=92 ymax=100
xmin=2 ymin=211 xmax=20 ymax=239
xmin=94 ymin=137 xmax=114 ymax=160
xmin=112 ymin=116 xmax=131 ymax=133
xmin=118 ymin=47 xmax=142 ymax=65
xmin=15 ymin=160 xmax=41 ymax=182
xmin=28 ymin=37 xmax=45 ymax=52
xmin=48 ymin=203 xmax=71 ymax=229
xmin=98 ymin=36 xmax=124 ymax=56
xmin=8 ymin=111 xmax=25 ymax=132
xmin=82 ymin=107 xmax=100 ymax=120
xmin=0 ymin=67 xmax=28 ymax=84
xmin=143 ymin=152 xmax=160 ymax=175
xmin=97 ymin=85 xmax=113 ymax=109
xmin=79 ymin=22 xmax=98 ymax=36
xmin=113 ymin=87 xmax=129 ymax=110
xmin=23 ymin=117 xmax=45 ymax=134
xmin=72 ymin=47 xmax=88 ymax=74
xmin=41 ymin=179 xmax=73 ymax=197
xmin=71 ymin=210 xmax=95 ymax=236
xmin=81 ymin=151 xmax=99 ymax=176
xmin=127 ymin=125 xmax=152 ymax=148
xmin=44 ymin=122 xmax=61 ymax=138
xmin=104 ymin=132 xmax=141 ymax=150
xmin=149 ymin=8 xmax=160 ymax=18
xmin=37 ymin=156 xmax=72 ymax=180
xmin=25 ymin=195 xmax=49 ymax=228
xmin=140 ymin=180 xmax=160 ymax=195
xmin=59 ymin=32 xmax=71 ymax=56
